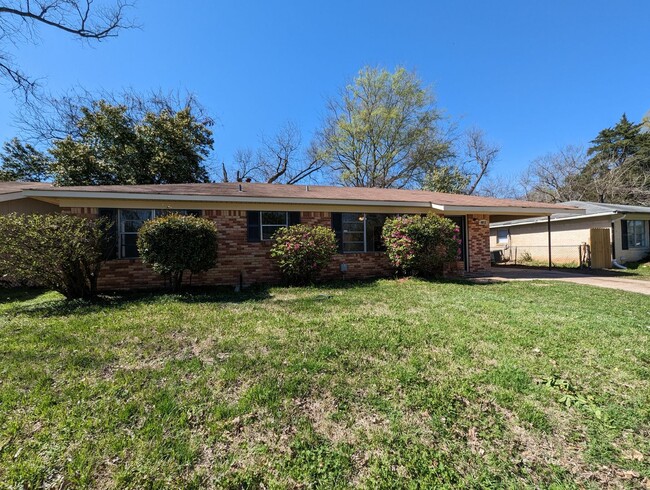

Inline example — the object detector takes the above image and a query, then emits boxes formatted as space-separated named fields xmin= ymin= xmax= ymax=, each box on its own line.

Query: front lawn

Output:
xmin=612 ymin=259 xmax=650 ymax=280
xmin=1 ymin=279 xmax=649 ymax=488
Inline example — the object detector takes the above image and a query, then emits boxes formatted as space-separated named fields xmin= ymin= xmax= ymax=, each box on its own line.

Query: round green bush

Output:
xmin=270 ymin=224 xmax=337 ymax=285
xmin=137 ymin=214 xmax=218 ymax=290
xmin=382 ymin=214 xmax=461 ymax=276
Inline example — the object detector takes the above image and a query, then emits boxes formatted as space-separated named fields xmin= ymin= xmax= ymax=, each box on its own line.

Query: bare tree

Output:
xmin=0 ymin=0 xmax=134 ymax=96
xmin=462 ymin=128 xmax=500 ymax=195
xmin=226 ymin=122 xmax=326 ymax=184
xmin=17 ymin=88 xmax=211 ymax=145
xmin=476 ymin=174 xmax=521 ymax=199
xmin=519 ymin=145 xmax=588 ymax=202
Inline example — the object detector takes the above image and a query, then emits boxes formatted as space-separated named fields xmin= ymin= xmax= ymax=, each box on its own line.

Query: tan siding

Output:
xmin=0 ymin=198 xmax=60 ymax=215
xmin=490 ymin=216 xmax=613 ymax=263
xmin=613 ymin=218 xmax=650 ymax=263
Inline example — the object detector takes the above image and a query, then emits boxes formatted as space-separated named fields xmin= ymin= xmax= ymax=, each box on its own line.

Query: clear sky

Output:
xmin=1 ymin=0 xmax=649 ymax=182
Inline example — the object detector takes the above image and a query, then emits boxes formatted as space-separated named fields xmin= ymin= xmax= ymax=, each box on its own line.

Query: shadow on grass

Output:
xmin=0 ymin=287 xmax=50 ymax=304
xmin=1 ymin=275 xmax=498 ymax=319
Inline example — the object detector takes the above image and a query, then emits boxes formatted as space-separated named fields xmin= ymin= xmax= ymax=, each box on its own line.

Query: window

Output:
xmin=117 ymin=209 xmax=201 ymax=258
xmin=496 ymin=229 xmax=508 ymax=244
xmin=340 ymin=213 xmax=390 ymax=253
xmin=246 ymin=211 xmax=300 ymax=242
xmin=627 ymin=220 xmax=648 ymax=248
xmin=261 ymin=211 xmax=289 ymax=240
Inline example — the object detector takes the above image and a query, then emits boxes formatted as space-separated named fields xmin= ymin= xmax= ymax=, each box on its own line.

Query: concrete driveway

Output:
xmin=469 ymin=266 xmax=650 ymax=296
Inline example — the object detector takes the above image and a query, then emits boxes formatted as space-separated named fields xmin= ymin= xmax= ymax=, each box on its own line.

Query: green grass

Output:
xmin=1 ymin=279 xmax=649 ymax=488
xmin=611 ymin=259 xmax=650 ymax=280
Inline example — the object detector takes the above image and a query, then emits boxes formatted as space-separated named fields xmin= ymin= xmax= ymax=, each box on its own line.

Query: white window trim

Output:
xmin=496 ymin=229 xmax=508 ymax=244
xmin=260 ymin=211 xmax=289 ymax=241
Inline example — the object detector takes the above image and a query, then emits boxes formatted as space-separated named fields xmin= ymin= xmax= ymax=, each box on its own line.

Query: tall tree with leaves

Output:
xmin=315 ymin=66 xmax=452 ymax=189
xmin=47 ymin=99 xmax=213 ymax=185
xmin=580 ymin=114 xmax=650 ymax=203
xmin=0 ymin=138 xmax=51 ymax=181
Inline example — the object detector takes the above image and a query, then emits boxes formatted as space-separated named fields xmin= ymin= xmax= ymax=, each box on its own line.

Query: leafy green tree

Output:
xmin=0 ymin=138 xmax=51 ymax=182
xmin=49 ymin=100 xmax=213 ymax=185
xmin=0 ymin=213 xmax=109 ymax=299
xmin=137 ymin=214 xmax=218 ymax=291
xmin=580 ymin=114 xmax=650 ymax=203
xmin=316 ymin=66 xmax=453 ymax=188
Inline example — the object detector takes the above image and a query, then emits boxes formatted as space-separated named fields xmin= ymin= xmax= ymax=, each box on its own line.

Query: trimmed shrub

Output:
xmin=137 ymin=214 xmax=218 ymax=291
xmin=270 ymin=224 xmax=337 ymax=285
xmin=0 ymin=213 xmax=109 ymax=299
xmin=382 ymin=214 xmax=461 ymax=276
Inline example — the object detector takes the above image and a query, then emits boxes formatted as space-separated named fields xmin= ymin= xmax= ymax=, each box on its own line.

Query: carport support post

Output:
xmin=547 ymin=216 xmax=552 ymax=271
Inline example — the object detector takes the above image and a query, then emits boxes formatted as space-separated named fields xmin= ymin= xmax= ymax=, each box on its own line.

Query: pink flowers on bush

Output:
xmin=382 ymin=214 xmax=460 ymax=276
xmin=270 ymin=224 xmax=337 ymax=285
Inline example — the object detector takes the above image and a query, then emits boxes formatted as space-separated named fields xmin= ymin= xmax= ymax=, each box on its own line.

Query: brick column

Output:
xmin=467 ymin=214 xmax=491 ymax=272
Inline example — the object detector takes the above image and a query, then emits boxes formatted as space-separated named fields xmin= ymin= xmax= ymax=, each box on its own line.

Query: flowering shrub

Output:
xmin=270 ymin=224 xmax=337 ymax=285
xmin=382 ymin=214 xmax=461 ymax=276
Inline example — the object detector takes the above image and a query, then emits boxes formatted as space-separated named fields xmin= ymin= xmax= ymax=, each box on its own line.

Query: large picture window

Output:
xmin=340 ymin=213 xmax=390 ymax=253
xmin=627 ymin=220 xmax=648 ymax=248
xmin=117 ymin=209 xmax=201 ymax=258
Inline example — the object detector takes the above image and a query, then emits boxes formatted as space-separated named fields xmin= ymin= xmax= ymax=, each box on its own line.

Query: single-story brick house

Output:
xmin=490 ymin=201 xmax=650 ymax=264
xmin=1 ymin=181 xmax=578 ymax=289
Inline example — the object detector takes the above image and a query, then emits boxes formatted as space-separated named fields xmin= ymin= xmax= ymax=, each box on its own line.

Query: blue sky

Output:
xmin=1 ymin=0 xmax=649 ymax=182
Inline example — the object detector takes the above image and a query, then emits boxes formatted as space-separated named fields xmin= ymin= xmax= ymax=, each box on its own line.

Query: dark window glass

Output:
xmin=341 ymin=213 xmax=391 ymax=253
xmin=260 ymin=211 xmax=289 ymax=240
xmin=118 ymin=209 xmax=202 ymax=258
xmin=366 ymin=214 xmax=389 ymax=252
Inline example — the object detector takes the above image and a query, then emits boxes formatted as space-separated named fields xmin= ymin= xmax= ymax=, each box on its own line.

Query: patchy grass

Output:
xmin=517 ymin=259 xmax=580 ymax=269
xmin=1 ymin=279 xmax=649 ymax=488
xmin=611 ymin=259 xmax=650 ymax=280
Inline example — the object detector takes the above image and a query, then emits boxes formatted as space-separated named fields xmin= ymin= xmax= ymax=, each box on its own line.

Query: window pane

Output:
xmin=122 ymin=234 xmax=139 ymax=258
xmin=261 ymin=211 xmax=287 ymax=225
xmin=121 ymin=209 xmax=151 ymax=221
xmin=262 ymin=225 xmax=284 ymax=240
xmin=628 ymin=220 xmax=647 ymax=247
xmin=343 ymin=231 xmax=364 ymax=242
xmin=366 ymin=214 xmax=389 ymax=252
xmin=343 ymin=222 xmax=363 ymax=233
xmin=123 ymin=220 xmax=145 ymax=233
xmin=343 ymin=242 xmax=365 ymax=252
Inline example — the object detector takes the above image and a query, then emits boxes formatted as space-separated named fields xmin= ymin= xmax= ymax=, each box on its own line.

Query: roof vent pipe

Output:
xmin=238 ymin=183 xmax=243 ymax=192
xmin=305 ymin=185 xmax=309 ymax=191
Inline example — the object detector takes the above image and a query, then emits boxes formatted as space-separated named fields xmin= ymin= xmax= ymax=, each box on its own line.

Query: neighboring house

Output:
xmin=490 ymin=201 xmax=650 ymax=265
xmin=1 ymin=181 xmax=578 ymax=289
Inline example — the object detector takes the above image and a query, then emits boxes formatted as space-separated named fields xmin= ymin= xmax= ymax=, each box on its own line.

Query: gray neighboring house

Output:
xmin=490 ymin=201 xmax=650 ymax=264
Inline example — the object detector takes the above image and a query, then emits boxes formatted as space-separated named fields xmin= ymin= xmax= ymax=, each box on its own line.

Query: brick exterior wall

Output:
xmin=64 ymin=207 xmax=491 ymax=290
xmin=467 ymin=214 xmax=491 ymax=272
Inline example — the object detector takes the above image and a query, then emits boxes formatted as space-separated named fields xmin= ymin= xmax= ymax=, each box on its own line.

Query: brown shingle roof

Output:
xmin=22 ymin=182 xmax=579 ymax=211
xmin=0 ymin=181 xmax=53 ymax=195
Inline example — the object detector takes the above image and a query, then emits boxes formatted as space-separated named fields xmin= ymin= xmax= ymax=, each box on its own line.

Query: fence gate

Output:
xmin=590 ymin=228 xmax=611 ymax=269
